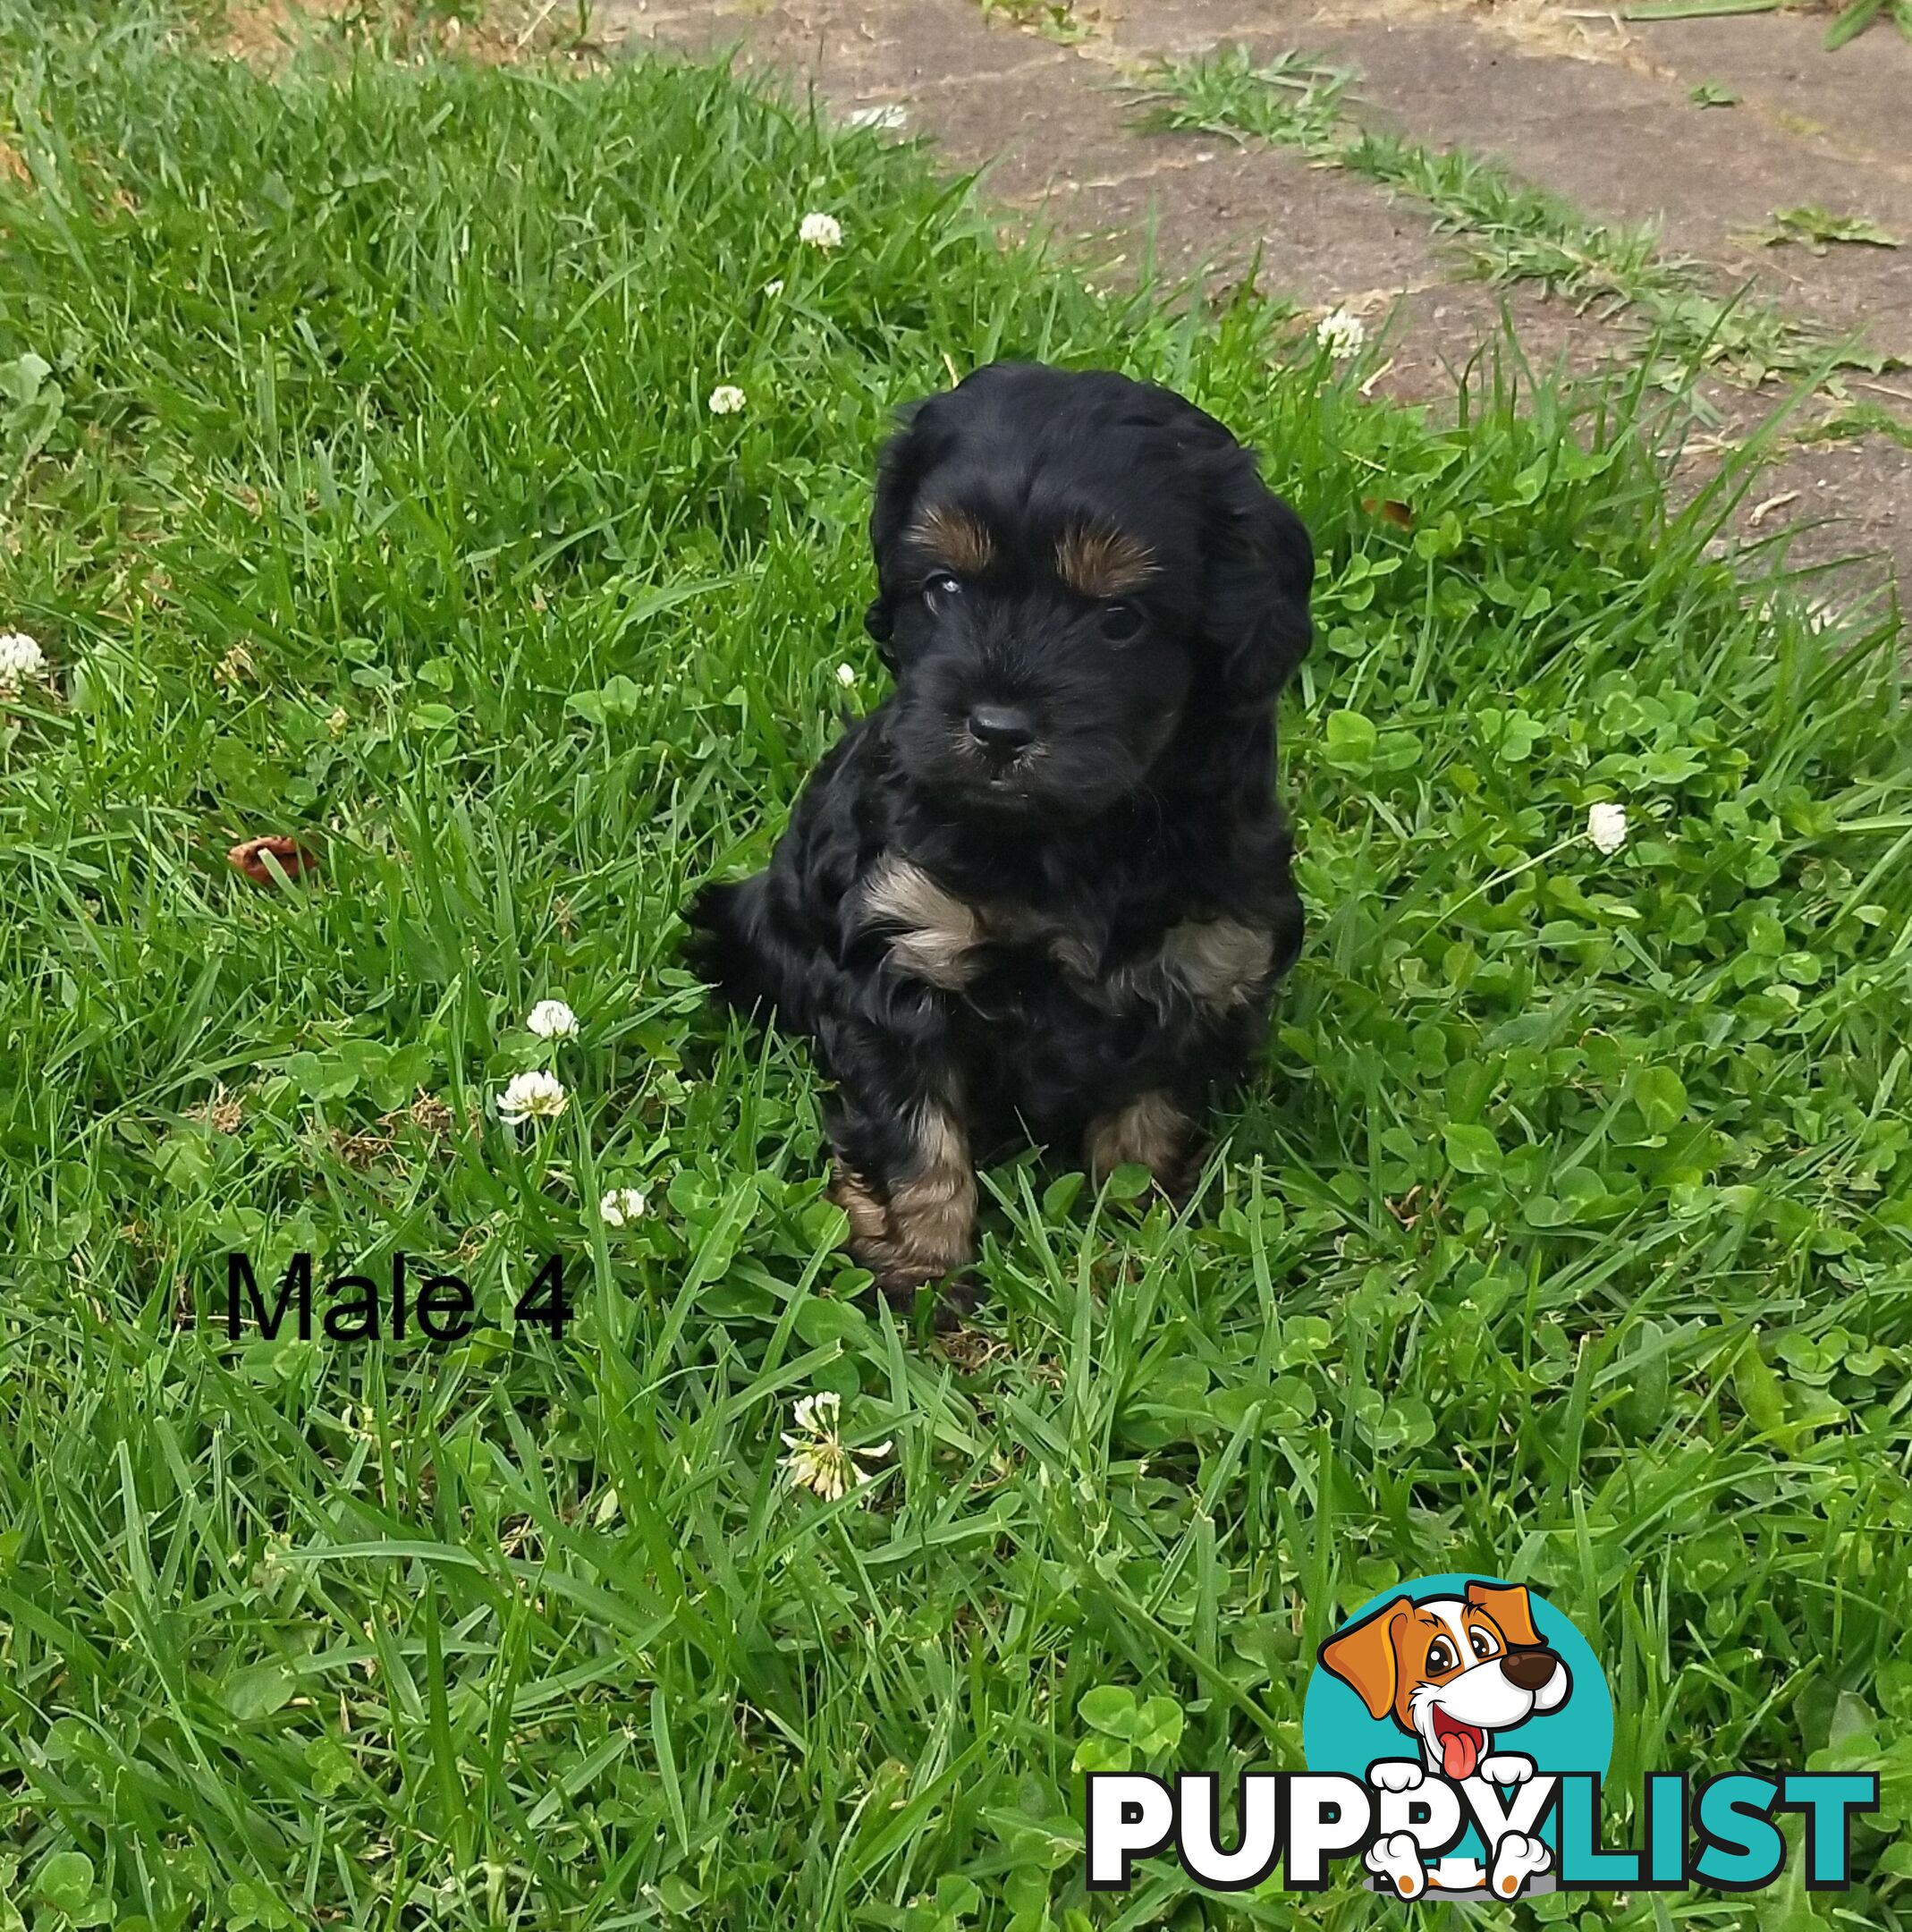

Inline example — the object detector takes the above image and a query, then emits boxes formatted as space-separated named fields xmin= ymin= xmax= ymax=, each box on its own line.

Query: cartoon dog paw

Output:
xmin=1366 ymin=1831 xmax=1428 ymax=1899
xmin=1477 ymin=1753 xmax=1536 ymax=1786
xmin=1490 ymin=1832 xmax=1552 ymax=1899
xmin=1368 ymin=1759 xmax=1426 ymax=1793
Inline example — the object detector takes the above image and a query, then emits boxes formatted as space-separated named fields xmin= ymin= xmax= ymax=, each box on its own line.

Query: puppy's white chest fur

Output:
xmin=855 ymin=854 xmax=1273 ymax=1016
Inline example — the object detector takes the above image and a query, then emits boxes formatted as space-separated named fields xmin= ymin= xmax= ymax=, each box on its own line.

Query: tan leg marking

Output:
xmin=1083 ymin=1090 xmax=1193 ymax=1191
xmin=832 ymin=1103 xmax=977 ymax=1297
xmin=858 ymin=856 xmax=987 ymax=990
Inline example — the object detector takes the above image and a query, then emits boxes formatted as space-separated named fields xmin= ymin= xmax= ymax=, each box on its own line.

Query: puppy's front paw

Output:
xmin=1477 ymin=1753 xmax=1536 ymax=1787
xmin=830 ymin=1153 xmax=977 ymax=1315
xmin=1368 ymin=1759 xmax=1426 ymax=1793
xmin=1084 ymin=1091 xmax=1197 ymax=1200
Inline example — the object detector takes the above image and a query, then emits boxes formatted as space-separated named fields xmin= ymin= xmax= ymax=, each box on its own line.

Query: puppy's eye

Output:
xmin=1469 ymin=1629 xmax=1499 ymax=1660
xmin=922 ymin=571 xmax=964 ymax=605
xmin=1099 ymin=600 xmax=1143 ymax=644
xmin=1426 ymin=1639 xmax=1457 ymax=1674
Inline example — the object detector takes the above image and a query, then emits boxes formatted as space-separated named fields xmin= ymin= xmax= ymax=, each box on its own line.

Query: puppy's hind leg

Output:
xmin=684 ymin=876 xmax=765 ymax=1009
xmin=684 ymin=874 xmax=812 ymax=1026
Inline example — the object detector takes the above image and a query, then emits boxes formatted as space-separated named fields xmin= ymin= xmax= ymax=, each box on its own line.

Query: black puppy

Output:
xmin=688 ymin=361 xmax=1313 ymax=1304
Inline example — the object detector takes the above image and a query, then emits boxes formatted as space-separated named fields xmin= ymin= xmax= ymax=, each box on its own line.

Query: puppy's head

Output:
xmin=863 ymin=362 xmax=1313 ymax=822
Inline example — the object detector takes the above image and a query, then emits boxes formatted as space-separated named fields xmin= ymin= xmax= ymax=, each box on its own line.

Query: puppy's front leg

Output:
xmin=1084 ymin=1089 xmax=1196 ymax=1199
xmin=826 ymin=1054 xmax=977 ymax=1305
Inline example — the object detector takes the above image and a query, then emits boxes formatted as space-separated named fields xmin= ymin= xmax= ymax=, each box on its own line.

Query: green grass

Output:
xmin=977 ymin=0 xmax=1096 ymax=46
xmin=1760 ymin=206 xmax=1904 ymax=254
xmin=3 ymin=6 xmax=1912 ymax=1929
xmin=1124 ymin=45 xmax=1897 ymax=393
xmin=1804 ymin=395 xmax=1912 ymax=451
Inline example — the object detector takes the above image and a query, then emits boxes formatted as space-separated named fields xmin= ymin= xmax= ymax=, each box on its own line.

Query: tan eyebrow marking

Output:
xmin=1055 ymin=523 xmax=1157 ymax=597
xmin=908 ymin=504 xmax=994 ymax=575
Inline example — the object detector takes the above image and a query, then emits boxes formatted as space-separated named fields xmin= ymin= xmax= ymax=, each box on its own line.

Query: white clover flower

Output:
xmin=0 ymin=631 xmax=47 ymax=696
xmin=1586 ymin=801 xmax=1629 ymax=855
xmin=844 ymin=103 xmax=909 ymax=131
xmin=214 ymin=642 xmax=257 ymax=687
xmin=1315 ymin=307 xmax=1366 ymax=360
xmin=798 ymin=211 xmax=843 ymax=250
xmin=707 ymin=384 xmax=747 ymax=416
xmin=780 ymin=1390 xmax=893 ymax=1502
xmin=526 ymin=997 xmax=579 ymax=1040
xmin=793 ymin=1393 xmax=834 ymax=1432
xmin=499 ymin=1069 xmax=568 ymax=1126
xmin=599 ymin=1186 xmax=647 ymax=1227
xmin=835 ymin=662 xmax=858 ymax=688
xmin=764 ymin=278 xmax=785 ymax=299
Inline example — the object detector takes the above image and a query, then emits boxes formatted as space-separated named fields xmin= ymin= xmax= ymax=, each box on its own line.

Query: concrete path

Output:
xmin=600 ymin=0 xmax=1911 ymax=615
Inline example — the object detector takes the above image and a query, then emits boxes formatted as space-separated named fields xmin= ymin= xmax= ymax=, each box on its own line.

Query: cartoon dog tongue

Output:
xmin=1435 ymin=1715 xmax=1482 ymax=1780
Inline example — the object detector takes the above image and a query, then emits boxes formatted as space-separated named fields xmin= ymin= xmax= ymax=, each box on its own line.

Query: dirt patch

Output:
xmin=208 ymin=0 xmax=580 ymax=64
xmin=211 ymin=0 xmax=354 ymax=60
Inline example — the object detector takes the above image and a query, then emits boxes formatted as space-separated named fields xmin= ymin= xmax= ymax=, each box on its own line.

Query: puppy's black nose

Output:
xmin=1502 ymin=1648 xmax=1559 ymax=1691
xmin=967 ymin=704 xmax=1036 ymax=755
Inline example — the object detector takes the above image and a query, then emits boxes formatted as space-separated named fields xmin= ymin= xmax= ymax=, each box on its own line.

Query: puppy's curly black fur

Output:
xmin=688 ymin=361 xmax=1313 ymax=1306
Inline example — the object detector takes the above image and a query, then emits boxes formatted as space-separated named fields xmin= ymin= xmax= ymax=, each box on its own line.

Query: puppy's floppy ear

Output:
xmin=864 ymin=398 xmax=933 ymax=662
xmin=1465 ymin=1580 xmax=1544 ymax=1649
xmin=1199 ymin=444 xmax=1314 ymax=714
xmin=1319 ymin=1597 xmax=1410 ymax=1722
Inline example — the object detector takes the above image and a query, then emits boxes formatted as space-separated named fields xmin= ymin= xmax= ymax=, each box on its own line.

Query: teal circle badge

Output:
xmin=1301 ymin=1574 xmax=1612 ymax=1898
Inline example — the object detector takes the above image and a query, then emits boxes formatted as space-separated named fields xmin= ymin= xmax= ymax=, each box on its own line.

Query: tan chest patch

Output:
xmin=856 ymin=856 xmax=1273 ymax=1018
xmin=856 ymin=855 xmax=989 ymax=989
xmin=1122 ymin=918 xmax=1276 ymax=1013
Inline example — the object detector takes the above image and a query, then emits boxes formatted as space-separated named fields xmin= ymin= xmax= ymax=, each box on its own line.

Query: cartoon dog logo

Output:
xmin=1318 ymin=1580 xmax=1572 ymax=1899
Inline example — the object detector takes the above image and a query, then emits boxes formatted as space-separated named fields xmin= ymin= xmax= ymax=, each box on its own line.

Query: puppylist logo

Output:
xmin=1087 ymin=1575 xmax=1879 ymax=1901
